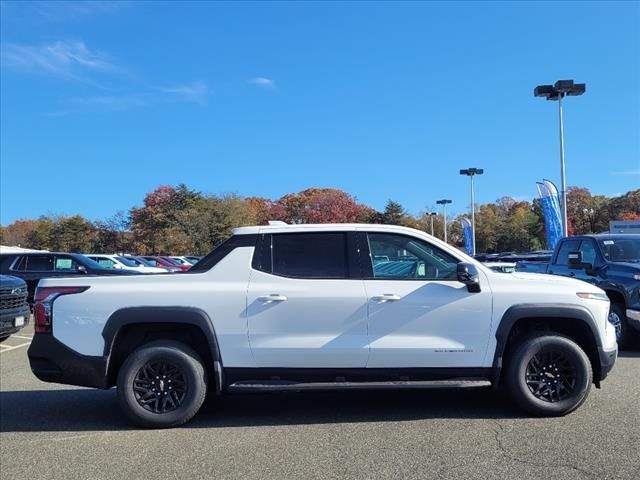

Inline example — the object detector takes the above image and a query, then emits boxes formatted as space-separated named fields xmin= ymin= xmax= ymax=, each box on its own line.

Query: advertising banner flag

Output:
xmin=536 ymin=180 xmax=563 ymax=249
xmin=461 ymin=218 xmax=473 ymax=255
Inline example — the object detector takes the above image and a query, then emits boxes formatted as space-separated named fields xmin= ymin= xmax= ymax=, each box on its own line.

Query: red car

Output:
xmin=138 ymin=256 xmax=190 ymax=272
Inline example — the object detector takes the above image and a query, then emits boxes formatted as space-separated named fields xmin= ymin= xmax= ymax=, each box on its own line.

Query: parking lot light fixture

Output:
xmin=534 ymin=79 xmax=586 ymax=237
xmin=436 ymin=200 xmax=452 ymax=243
xmin=427 ymin=212 xmax=437 ymax=236
xmin=459 ymin=168 xmax=484 ymax=256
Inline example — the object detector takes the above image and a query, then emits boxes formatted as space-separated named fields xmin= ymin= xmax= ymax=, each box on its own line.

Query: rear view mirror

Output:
xmin=457 ymin=262 xmax=481 ymax=293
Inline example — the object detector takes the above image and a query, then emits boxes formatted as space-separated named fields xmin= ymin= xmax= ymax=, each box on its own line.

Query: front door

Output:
xmin=247 ymin=232 xmax=369 ymax=368
xmin=362 ymin=232 xmax=493 ymax=368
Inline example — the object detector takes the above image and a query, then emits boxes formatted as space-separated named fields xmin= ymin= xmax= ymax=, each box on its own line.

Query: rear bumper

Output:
xmin=28 ymin=334 xmax=109 ymax=389
xmin=598 ymin=346 xmax=618 ymax=382
xmin=626 ymin=309 xmax=640 ymax=332
xmin=0 ymin=306 xmax=31 ymax=337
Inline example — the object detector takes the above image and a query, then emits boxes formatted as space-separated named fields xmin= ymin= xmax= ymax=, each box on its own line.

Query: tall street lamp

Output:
xmin=427 ymin=212 xmax=437 ymax=236
xmin=436 ymin=200 xmax=452 ymax=243
xmin=459 ymin=168 xmax=484 ymax=255
xmin=534 ymin=79 xmax=586 ymax=237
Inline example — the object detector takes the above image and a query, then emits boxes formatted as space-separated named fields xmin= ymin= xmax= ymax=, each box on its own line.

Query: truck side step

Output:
xmin=227 ymin=378 xmax=492 ymax=392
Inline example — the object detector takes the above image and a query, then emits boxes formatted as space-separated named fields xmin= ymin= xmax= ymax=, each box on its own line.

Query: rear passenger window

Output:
xmin=55 ymin=257 xmax=77 ymax=271
xmin=272 ymin=233 xmax=347 ymax=279
xmin=26 ymin=255 xmax=54 ymax=271
xmin=555 ymin=240 xmax=580 ymax=266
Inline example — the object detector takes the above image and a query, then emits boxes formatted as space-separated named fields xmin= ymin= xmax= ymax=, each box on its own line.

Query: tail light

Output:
xmin=34 ymin=286 xmax=89 ymax=334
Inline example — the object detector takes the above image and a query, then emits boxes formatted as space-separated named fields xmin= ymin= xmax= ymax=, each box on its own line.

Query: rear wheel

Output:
xmin=506 ymin=335 xmax=592 ymax=416
xmin=116 ymin=340 xmax=207 ymax=428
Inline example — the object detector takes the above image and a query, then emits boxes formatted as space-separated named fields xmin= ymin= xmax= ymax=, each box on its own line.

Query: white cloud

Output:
xmin=159 ymin=81 xmax=208 ymax=105
xmin=0 ymin=41 xmax=117 ymax=80
xmin=611 ymin=169 xmax=640 ymax=176
xmin=248 ymin=77 xmax=276 ymax=89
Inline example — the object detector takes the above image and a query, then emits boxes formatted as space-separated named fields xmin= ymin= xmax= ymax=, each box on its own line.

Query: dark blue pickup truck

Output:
xmin=517 ymin=234 xmax=640 ymax=346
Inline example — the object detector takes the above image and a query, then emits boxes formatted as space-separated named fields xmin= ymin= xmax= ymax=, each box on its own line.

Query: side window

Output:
xmin=26 ymin=255 xmax=54 ymax=271
xmin=272 ymin=233 xmax=347 ymax=279
xmin=367 ymin=233 xmax=458 ymax=280
xmin=555 ymin=240 xmax=581 ymax=266
xmin=11 ymin=256 xmax=27 ymax=271
xmin=55 ymin=257 xmax=78 ymax=271
xmin=578 ymin=240 xmax=597 ymax=265
xmin=96 ymin=258 xmax=116 ymax=268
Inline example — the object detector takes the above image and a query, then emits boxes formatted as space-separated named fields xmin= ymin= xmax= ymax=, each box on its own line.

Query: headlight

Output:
xmin=576 ymin=292 xmax=610 ymax=302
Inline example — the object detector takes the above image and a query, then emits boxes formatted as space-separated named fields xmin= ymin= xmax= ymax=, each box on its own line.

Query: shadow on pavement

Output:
xmin=0 ymin=387 xmax=525 ymax=433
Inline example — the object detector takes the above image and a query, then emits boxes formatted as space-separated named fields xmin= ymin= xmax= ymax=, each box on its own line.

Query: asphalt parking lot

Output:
xmin=1 ymin=325 xmax=638 ymax=480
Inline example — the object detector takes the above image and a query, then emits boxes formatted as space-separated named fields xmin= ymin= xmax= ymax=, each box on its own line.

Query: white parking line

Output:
xmin=11 ymin=334 xmax=33 ymax=340
xmin=0 ymin=342 xmax=31 ymax=352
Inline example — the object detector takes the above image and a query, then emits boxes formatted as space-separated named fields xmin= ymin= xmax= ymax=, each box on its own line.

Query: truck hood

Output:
xmin=509 ymin=271 xmax=603 ymax=293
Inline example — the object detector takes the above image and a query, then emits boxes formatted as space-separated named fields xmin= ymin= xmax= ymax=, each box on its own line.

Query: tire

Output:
xmin=506 ymin=335 xmax=592 ymax=417
xmin=0 ymin=335 xmax=10 ymax=343
xmin=609 ymin=303 xmax=630 ymax=349
xmin=116 ymin=340 xmax=207 ymax=428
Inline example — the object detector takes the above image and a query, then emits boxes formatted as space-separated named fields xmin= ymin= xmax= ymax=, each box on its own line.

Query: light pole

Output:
xmin=436 ymin=200 xmax=452 ymax=243
xmin=534 ymin=79 xmax=586 ymax=237
xmin=427 ymin=212 xmax=437 ymax=236
xmin=459 ymin=168 xmax=484 ymax=255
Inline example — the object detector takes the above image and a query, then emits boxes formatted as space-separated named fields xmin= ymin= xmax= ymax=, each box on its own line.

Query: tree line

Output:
xmin=1 ymin=186 xmax=638 ymax=255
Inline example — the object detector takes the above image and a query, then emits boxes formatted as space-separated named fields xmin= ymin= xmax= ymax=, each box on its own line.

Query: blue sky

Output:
xmin=1 ymin=1 xmax=638 ymax=224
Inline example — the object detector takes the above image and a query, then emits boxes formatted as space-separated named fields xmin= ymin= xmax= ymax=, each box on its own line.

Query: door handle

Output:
xmin=371 ymin=294 xmax=401 ymax=302
xmin=257 ymin=294 xmax=288 ymax=303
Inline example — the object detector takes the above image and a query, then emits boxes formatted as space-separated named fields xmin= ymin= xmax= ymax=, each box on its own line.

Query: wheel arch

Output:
xmin=102 ymin=307 xmax=222 ymax=390
xmin=492 ymin=304 xmax=603 ymax=387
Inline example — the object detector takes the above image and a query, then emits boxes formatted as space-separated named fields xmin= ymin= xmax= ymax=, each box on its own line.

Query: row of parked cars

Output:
xmin=0 ymin=252 xmax=202 ymax=341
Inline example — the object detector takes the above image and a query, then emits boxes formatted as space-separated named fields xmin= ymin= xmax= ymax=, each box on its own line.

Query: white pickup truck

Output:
xmin=28 ymin=223 xmax=618 ymax=427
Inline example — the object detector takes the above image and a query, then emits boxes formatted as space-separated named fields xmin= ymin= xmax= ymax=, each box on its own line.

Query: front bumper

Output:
xmin=28 ymin=333 xmax=109 ymax=389
xmin=626 ymin=309 xmax=640 ymax=332
xmin=597 ymin=346 xmax=618 ymax=383
xmin=0 ymin=306 xmax=31 ymax=337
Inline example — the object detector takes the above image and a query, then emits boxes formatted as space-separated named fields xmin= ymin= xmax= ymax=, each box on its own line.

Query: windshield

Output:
xmin=598 ymin=237 xmax=640 ymax=263
xmin=115 ymin=256 xmax=139 ymax=267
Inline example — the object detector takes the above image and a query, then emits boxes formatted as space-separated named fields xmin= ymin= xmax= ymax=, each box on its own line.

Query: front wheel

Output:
xmin=506 ymin=335 xmax=592 ymax=417
xmin=116 ymin=340 xmax=207 ymax=428
xmin=609 ymin=303 xmax=630 ymax=348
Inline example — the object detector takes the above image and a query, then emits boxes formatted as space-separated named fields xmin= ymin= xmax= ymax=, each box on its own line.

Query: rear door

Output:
xmin=247 ymin=232 xmax=369 ymax=368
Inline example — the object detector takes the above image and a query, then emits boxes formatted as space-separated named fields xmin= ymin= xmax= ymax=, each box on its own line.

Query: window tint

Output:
xmin=26 ymin=255 xmax=54 ymax=271
xmin=96 ymin=258 xmax=116 ymax=268
xmin=11 ymin=256 xmax=27 ymax=271
xmin=272 ymin=233 xmax=347 ymax=279
xmin=555 ymin=240 xmax=581 ymax=266
xmin=367 ymin=233 xmax=458 ymax=280
xmin=578 ymin=240 xmax=597 ymax=265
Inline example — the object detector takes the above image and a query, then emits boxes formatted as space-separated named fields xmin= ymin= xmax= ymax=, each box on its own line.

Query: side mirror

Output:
xmin=77 ymin=265 xmax=88 ymax=274
xmin=568 ymin=251 xmax=592 ymax=271
xmin=457 ymin=262 xmax=481 ymax=293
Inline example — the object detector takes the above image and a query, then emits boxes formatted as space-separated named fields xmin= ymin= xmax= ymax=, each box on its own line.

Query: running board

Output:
xmin=227 ymin=378 xmax=492 ymax=392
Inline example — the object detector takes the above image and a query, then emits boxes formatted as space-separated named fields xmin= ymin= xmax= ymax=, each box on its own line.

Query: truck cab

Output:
xmin=547 ymin=234 xmax=640 ymax=345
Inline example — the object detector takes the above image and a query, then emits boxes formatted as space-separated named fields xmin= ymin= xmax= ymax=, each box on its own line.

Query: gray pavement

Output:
xmin=1 ymin=326 xmax=639 ymax=480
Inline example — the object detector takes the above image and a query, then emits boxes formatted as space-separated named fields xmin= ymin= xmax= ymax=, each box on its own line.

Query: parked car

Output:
xmin=484 ymin=262 xmax=516 ymax=273
xmin=0 ymin=252 xmax=139 ymax=305
xmin=0 ymin=275 xmax=31 ymax=342
xmin=27 ymin=223 xmax=617 ymax=428
xmin=138 ymin=256 xmax=190 ymax=272
xmin=85 ymin=254 xmax=167 ymax=274
xmin=135 ymin=256 xmax=182 ymax=272
xmin=184 ymin=256 xmax=202 ymax=265
xmin=169 ymin=256 xmax=199 ymax=266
